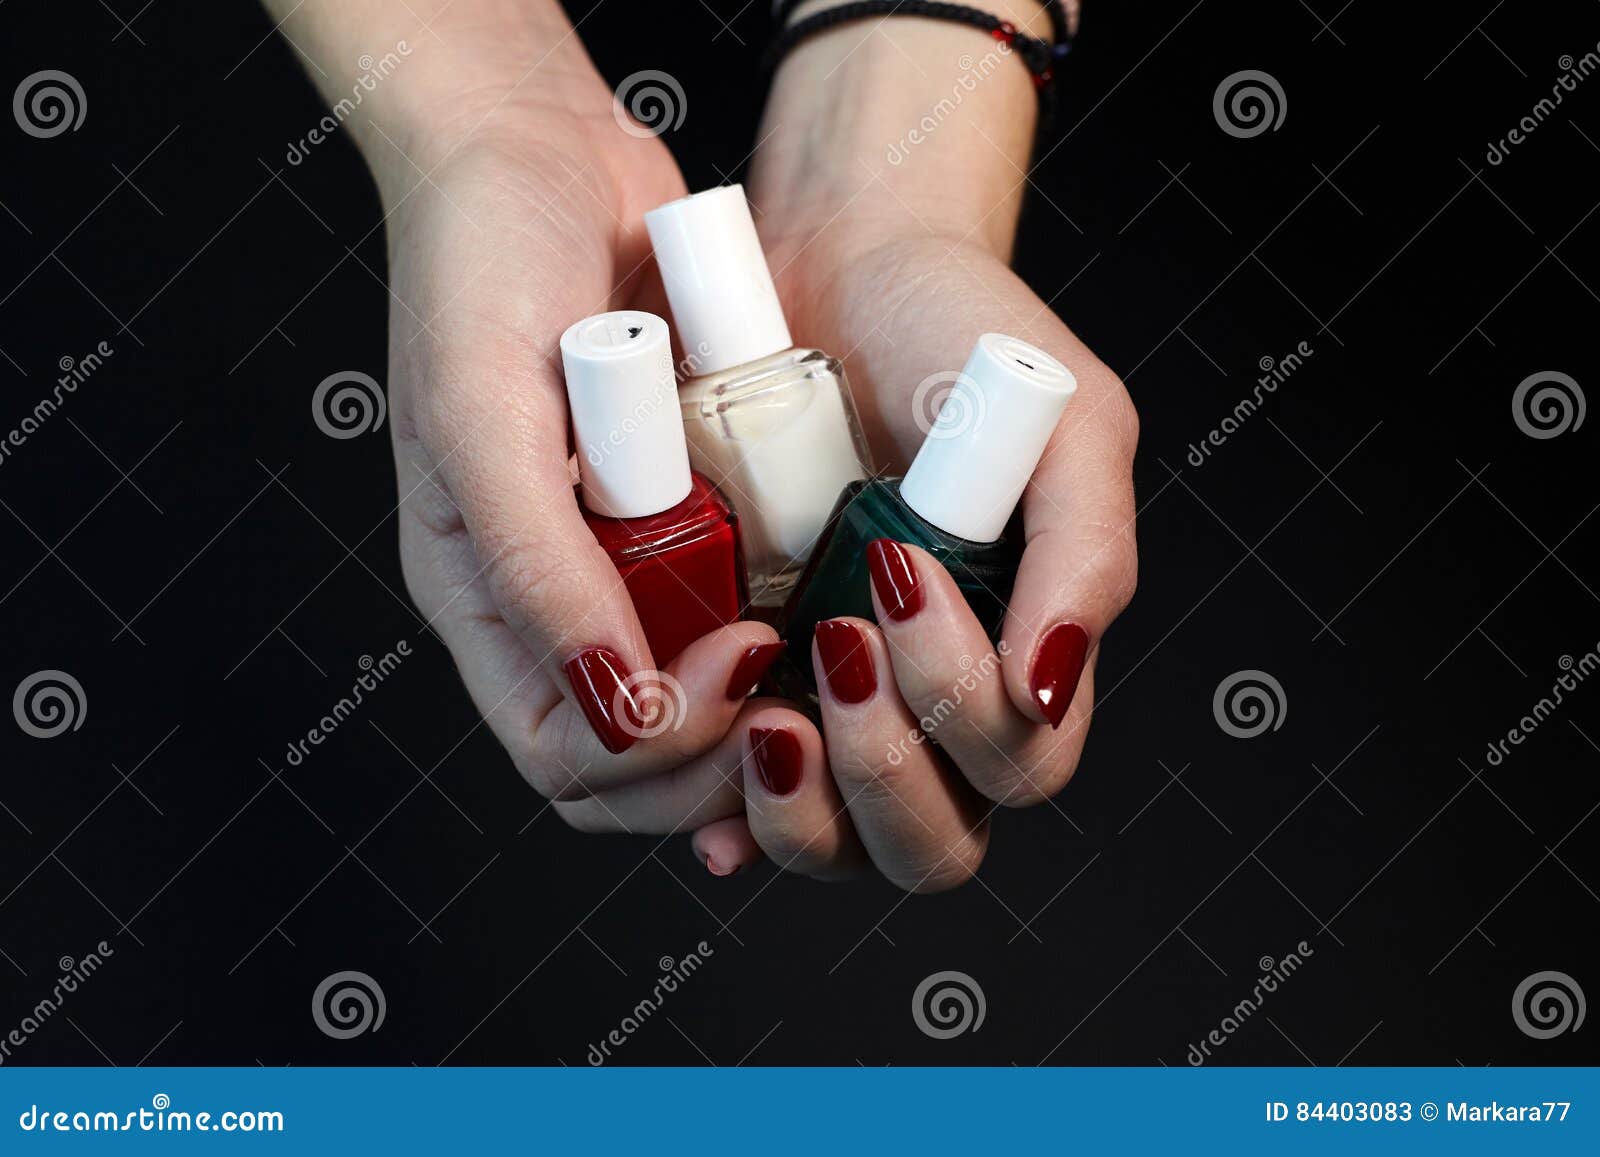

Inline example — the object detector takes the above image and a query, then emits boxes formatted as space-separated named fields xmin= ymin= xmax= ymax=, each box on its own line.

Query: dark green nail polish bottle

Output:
xmin=773 ymin=334 xmax=1078 ymax=699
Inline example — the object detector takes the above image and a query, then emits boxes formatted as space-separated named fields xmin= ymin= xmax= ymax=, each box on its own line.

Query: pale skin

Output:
xmin=262 ymin=0 xmax=1135 ymax=891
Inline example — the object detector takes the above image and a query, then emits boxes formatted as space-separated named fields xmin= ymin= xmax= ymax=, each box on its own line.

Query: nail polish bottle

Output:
xmin=561 ymin=311 xmax=746 ymax=667
xmin=644 ymin=185 xmax=873 ymax=610
xmin=774 ymin=333 xmax=1077 ymax=696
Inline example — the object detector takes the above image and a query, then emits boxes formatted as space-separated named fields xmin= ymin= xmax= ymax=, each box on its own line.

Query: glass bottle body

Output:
xmin=582 ymin=473 xmax=746 ymax=667
xmin=772 ymin=477 xmax=1021 ymax=699
xmin=679 ymin=348 xmax=871 ymax=611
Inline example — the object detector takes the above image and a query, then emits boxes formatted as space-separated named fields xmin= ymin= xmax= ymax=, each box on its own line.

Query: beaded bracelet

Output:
xmin=766 ymin=0 xmax=1075 ymax=124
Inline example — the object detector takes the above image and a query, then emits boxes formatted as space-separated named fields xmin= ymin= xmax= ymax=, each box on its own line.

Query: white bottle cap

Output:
xmin=560 ymin=311 xmax=693 ymax=519
xmin=900 ymin=334 xmax=1078 ymax=543
xmin=644 ymin=185 xmax=793 ymax=376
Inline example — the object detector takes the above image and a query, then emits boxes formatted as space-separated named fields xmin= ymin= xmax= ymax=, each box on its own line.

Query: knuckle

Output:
xmin=518 ymin=753 xmax=593 ymax=802
xmin=484 ymin=541 xmax=585 ymax=634
xmin=901 ymin=834 xmax=987 ymax=893
xmin=551 ymin=798 xmax=614 ymax=833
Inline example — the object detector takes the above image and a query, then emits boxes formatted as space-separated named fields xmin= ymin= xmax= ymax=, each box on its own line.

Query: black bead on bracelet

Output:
xmin=766 ymin=1 xmax=1074 ymax=124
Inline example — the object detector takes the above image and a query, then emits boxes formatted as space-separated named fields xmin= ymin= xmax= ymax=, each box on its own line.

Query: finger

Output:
xmin=740 ymin=705 xmax=866 ymax=882
xmin=526 ymin=625 xmax=786 ymax=799
xmin=1000 ymin=344 xmax=1138 ymax=740
xmin=691 ymin=817 xmax=764 ymax=878
xmin=812 ymin=618 xmax=989 ymax=892
xmin=867 ymin=539 xmax=1066 ymax=805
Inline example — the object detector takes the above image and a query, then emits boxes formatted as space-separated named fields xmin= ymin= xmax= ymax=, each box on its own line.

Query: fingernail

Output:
xmin=706 ymin=854 xmax=741 ymax=878
xmin=726 ymin=641 xmax=786 ymax=700
xmin=749 ymin=727 xmax=804 ymax=796
xmin=867 ymin=539 xmax=923 ymax=621
xmin=563 ymin=647 xmax=642 ymax=754
xmin=814 ymin=619 xmax=876 ymax=704
xmin=1030 ymin=623 xmax=1089 ymax=729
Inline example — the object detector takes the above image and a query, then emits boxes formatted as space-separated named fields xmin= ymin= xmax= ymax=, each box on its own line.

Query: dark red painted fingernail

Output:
xmin=814 ymin=619 xmax=876 ymax=704
xmin=867 ymin=539 xmax=924 ymax=622
xmin=563 ymin=648 xmax=643 ymax=754
xmin=749 ymin=727 xmax=804 ymax=796
xmin=726 ymin=641 xmax=785 ymax=700
xmin=1030 ymin=623 xmax=1089 ymax=729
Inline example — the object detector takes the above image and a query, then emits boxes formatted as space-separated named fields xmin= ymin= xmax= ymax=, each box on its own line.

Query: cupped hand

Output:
xmin=377 ymin=58 xmax=774 ymax=842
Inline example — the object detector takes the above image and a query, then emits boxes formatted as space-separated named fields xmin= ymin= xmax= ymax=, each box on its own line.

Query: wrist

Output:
xmin=751 ymin=6 xmax=1051 ymax=257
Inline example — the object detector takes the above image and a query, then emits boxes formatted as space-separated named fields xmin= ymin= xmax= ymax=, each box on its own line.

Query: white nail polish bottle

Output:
xmin=644 ymin=184 xmax=873 ymax=608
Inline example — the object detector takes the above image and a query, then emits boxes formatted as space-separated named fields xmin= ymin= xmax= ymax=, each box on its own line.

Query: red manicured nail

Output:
xmin=706 ymin=854 xmax=741 ymax=878
xmin=726 ymin=641 xmax=786 ymax=700
xmin=814 ymin=619 xmax=876 ymax=704
xmin=1030 ymin=623 xmax=1089 ymax=729
xmin=749 ymin=727 xmax=804 ymax=796
xmin=866 ymin=539 xmax=923 ymax=622
xmin=563 ymin=648 xmax=643 ymax=754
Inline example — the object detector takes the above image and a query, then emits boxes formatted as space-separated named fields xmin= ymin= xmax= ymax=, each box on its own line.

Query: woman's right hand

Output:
xmin=267 ymin=1 xmax=780 ymax=846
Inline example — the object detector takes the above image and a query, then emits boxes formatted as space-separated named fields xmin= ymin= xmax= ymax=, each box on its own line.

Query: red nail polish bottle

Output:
xmin=561 ymin=311 xmax=746 ymax=666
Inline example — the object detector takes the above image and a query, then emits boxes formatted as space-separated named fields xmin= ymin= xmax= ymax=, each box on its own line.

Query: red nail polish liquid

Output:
xmin=562 ymin=312 xmax=746 ymax=667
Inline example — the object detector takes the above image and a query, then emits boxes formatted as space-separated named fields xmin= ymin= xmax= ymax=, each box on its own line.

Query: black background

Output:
xmin=2 ymin=1 xmax=1597 ymax=1066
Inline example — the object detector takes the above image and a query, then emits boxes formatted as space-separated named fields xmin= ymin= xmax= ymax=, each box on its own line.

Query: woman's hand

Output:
xmin=264 ymin=0 xmax=779 ymax=845
xmin=689 ymin=6 xmax=1139 ymax=889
